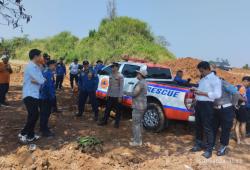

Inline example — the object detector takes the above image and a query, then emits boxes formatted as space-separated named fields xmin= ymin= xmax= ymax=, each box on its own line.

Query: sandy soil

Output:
xmin=0 ymin=60 xmax=249 ymax=170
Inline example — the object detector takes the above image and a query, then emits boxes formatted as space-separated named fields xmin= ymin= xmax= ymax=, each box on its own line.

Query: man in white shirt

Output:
xmin=191 ymin=61 xmax=222 ymax=159
xmin=19 ymin=49 xmax=46 ymax=143
xmin=69 ymin=58 xmax=79 ymax=89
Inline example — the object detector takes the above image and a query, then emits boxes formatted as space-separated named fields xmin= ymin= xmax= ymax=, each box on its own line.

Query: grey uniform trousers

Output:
xmin=132 ymin=109 xmax=144 ymax=144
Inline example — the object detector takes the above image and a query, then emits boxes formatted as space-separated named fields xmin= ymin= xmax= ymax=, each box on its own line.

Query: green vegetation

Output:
xmin=0 ymin=17 xmax=175 ymax=63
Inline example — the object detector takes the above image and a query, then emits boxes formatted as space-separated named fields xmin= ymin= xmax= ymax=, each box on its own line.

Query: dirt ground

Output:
xmin=0 ymin=60 xmax=250 ymax=170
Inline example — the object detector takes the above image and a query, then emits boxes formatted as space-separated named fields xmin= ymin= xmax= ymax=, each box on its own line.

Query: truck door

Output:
xmin=121 ymin=64 xmax=141 ymax=94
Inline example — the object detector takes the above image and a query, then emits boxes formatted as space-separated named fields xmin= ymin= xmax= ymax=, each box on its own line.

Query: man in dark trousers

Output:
xmin=76 ymin=60 xmax=99 ymax=120
xmin=0 ymin=55 xmax=12 ymax=107
xmin=40 ymin=60 xmax=57 ymax=137
xmin=69 ymin=58 xmax=79 ymax=90
xmin=213 ymin=79 xmax=240 ymax=156
xmin=55 ymin=57 xmax=66 ymax=90
xmin=191 ymin=61 xmax=222 ymax=159
xmin=19 ymin=49 xmax=46 ymax=143
xmin=98 ymin=62 xmax=124 ymax=128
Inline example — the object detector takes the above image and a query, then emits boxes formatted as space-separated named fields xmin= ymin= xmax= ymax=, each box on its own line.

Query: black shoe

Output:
xmin=202 ymin=151 xmax=212 ymax=159
xmin=42 ymin=131 xmax=55 ymax=137
xmin=217 ymin=145 xmax=227 ymax=156
xmin=190 ymin=145 xmax=202 ymax=152
xmin=98 ymin=121 xmax=107 ymax=126
xmin=114 ymin=124 xmax=119 ymax=129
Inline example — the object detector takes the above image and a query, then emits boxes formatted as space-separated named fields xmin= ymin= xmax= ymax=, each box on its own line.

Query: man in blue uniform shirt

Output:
xmin=174 ymin=70 xmax=191 ymax=86
xmin=94 ymin=60 xmax=105 ymax=74
xmin=39 ymin=60 xmax=57 ymax=137
xmin=76 ymin=60 xmax=99 ymax=121
xmin=55 ymin=57 xmax=66 ymax=90
xmin=246 ymin=85 xmax=250 ymax=136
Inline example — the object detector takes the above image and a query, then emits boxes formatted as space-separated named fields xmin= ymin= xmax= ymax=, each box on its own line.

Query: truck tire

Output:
xmin=143 ymin=102 xmax=166 ymax=132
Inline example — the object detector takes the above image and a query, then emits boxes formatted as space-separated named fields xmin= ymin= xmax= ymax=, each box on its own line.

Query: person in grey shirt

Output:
xmin=213 ymin=79 xmax=242 ymax=156
xmin=124 ymin=68 xmax=148 ymax=146
xmin=98 ymin=62 xmax=124 ymax=128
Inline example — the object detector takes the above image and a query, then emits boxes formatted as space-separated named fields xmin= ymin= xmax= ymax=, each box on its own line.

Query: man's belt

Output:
xmin=214 ymin=103 xmax=232 ymax=109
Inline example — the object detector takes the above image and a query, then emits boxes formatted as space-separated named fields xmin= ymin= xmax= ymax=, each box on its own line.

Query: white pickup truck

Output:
xmin=96 ymin=60 xmax=195 ymax=132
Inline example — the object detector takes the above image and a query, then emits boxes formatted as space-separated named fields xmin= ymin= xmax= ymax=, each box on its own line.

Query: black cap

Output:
xmin=111 ymin=62 xmax=119 ymax=68
xmin=74 ymin=58 xmax=78 ymax=62
xmin=96 ymin=60 xmax=103 ymax=64
xmin=43 ymin=53 xmax=50 ymax=60
xmin=83 ymin=60 xmax=89 ymax=65
xmin=47 ymin=60 xmax=56 ymax=65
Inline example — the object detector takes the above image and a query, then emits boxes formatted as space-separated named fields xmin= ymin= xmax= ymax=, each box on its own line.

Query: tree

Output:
xmin=106 ymin=0 xmax=117 ymax=20
xmin=243 ymin=64 xmax=249 ymax=70
xmin=0 ymin=0 xmax=31 ymax=31
xmin=155 ymin=35 xmax=170 ymax=47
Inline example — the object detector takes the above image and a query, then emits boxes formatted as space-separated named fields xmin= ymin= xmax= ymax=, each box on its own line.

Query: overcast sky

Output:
xmin=1 ymin=0 xmax=250 ymax=67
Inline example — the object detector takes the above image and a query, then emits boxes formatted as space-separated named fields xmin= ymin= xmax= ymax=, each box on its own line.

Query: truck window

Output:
xmin=122 ymin=64 xmax=140 ymax=78
xmin=99 ymin=66 xmax=112 ymax=75
xmin=147 ymin=67 xmax=172 ymax=79
xmin=99 ymin=64 xmax=121 ymax=75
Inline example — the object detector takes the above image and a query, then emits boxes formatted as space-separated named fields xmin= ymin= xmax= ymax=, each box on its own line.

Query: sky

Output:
xmin=0 ymin=0 xmax=250 ymax=67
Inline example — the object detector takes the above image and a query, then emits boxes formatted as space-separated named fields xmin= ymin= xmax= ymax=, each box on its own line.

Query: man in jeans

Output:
xmin=98 ymin=62 xmax=124 ymax=128
xmin=0 ymin=55 xmax=12 ymax=107
xmin=191 ymin=61 xmax=222 ymax=159
xmin=18 ymin=49 xmax=46 ymax=143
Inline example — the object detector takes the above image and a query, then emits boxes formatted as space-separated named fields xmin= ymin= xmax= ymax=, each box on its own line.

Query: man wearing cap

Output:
xmin=55 ymin=57 xmax=66 ymax=90
xmin=76 ymin=60 xmax=99 ymax=120
xmin=124 ymin=68 xmax=148 ymax=146
xmin=19 ymin=49 xmax=46 ymax=143
xmin=69 ymin=59 xmax=79 ymax=90
xmin=98 ymin=62 xmax=124 ymax=128
xmin=0 ymin=55 xmax=13 ymax=107
xmin=94 ymin=60 xmax=105 ymax=74
xmin=39 ymin=60 xmax=57 ymax=137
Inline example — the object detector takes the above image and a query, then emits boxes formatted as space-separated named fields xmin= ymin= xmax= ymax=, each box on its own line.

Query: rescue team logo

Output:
xmin=101 ymin=78 xmax=109 ymax=89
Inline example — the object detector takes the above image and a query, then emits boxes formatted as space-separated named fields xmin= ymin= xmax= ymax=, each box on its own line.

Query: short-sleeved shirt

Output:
xmin=107 ymin=73 xmax=124 ymax=98
xmin=0 ymin=62 xmax=11 ymax=84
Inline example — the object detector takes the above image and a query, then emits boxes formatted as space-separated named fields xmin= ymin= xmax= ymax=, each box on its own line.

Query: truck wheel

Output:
xmin=143 ymin=102 xmax=166 ymax=132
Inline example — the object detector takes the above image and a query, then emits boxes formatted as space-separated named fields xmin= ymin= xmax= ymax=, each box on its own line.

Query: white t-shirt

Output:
xmin=69 ymin=63 xmax=79 ymax=75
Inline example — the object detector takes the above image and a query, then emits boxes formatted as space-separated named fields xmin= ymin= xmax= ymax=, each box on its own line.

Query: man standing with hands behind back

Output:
xmin=190 ymin=61 xmax=222 ymax=159
xmin=0 ymin=55 xmax=12 ymax=107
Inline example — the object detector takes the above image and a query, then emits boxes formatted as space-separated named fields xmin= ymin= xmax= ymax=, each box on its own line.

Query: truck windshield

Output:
xmin=147 ymin=67 xmax=172 ymax=79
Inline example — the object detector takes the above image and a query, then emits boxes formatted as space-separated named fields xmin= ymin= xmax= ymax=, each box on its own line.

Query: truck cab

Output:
xmin=97 ymin=61 xmax=195 ymax=132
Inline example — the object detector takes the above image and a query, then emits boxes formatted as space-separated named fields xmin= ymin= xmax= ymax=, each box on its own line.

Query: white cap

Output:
xmin=136 ymin=68 xmax=148 ymax=77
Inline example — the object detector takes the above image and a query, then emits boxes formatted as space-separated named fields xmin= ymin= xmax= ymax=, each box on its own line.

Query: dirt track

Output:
xmin=0 ymin=60 xmax=250 ymax=170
